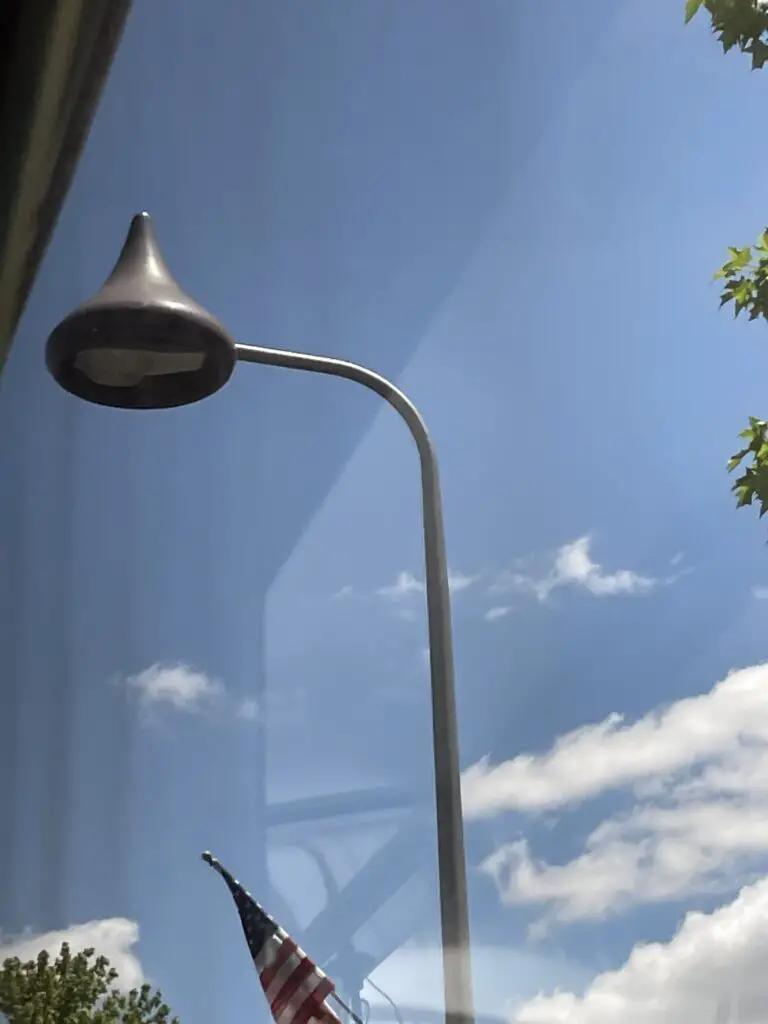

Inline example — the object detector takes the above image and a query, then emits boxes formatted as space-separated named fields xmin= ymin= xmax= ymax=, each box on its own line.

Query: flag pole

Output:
xmin=329 ymin=991 xmax=365 ymax=1024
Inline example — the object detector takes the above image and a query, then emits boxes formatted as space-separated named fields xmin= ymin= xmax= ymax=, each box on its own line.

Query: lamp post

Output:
xmin=45 ymin=213 xmax=476 ymax=1024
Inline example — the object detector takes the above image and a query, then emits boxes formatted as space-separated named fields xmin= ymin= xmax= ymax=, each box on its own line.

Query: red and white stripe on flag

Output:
xmin=256 ymin=924 xmax=343 ymax=1024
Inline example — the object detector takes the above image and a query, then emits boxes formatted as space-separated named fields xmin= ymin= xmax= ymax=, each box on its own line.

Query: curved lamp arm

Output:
xmin=234 ymin=343 xmax=475 ymax=1024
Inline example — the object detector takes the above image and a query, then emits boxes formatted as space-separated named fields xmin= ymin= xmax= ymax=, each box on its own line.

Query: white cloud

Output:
xmin=124 ymin=662 xmax=223 ymax=713
xmin=0 ymin=919 xmax=143 ymax=992
xmin=236 ymin=697 xmax=260 ymax=721
xmin=467 ymin=663 xmax=768 ymax=929
xmin=751 ymin=585 xmax=768 ymax=600
xmin=376 ymin=569 xmax=478 ymax=600
xmin=448 ymin=570 xmax=479 ymax=594
xmin=464 ymin=664 xmax=768 ymax=818
xmin=497 ymin=536 xmax=664 ymax=603
xmin=512 ymin=877 xmax=768 ymax=1024
xmin=481 ymin=800 xmax=767 ymax=934
xmin=367 ymin=943 xmax=589 ymax=1020
xmin=369 ymin=541 xmax=665 ymax=615
xmin=376 ymin=571 xmax=425 ymax=599
xmin=365 ymin=540 xmax=670 ymax=625
xmin=333 ymin=585 xmax=355 ymax=599
xmin=485 ymin=606 xmax=512 ymax=622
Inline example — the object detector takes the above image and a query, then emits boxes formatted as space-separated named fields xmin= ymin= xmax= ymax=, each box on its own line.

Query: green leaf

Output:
xmin=734 ymin=482 xmax=755 ymax=508
xmin=684 ymin=0 xmax=704 ymax=23
xmin=728 ymin=447 xmax=752 ymax=472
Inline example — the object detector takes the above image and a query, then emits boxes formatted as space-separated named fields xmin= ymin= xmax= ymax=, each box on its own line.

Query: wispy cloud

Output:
xmin=466 ymin=662 xmax=768 ymax=933
xmin=485 ymin=606 xmax=512 ymax=622
xmin=121 ymin=662 xmax=260 ymax=727
xmin=752 ymin=585 xmax=768 ymax=600
xmin=494 ymin=536 xmax=669 ymax=603
xmin=342 ymin=536 xmax=676 ymax=621
xmin=448 ymin=570 xmax=480 ymax=594
xmin=236 ymin=697 xmax=260 ymax=721
xmin=376 ymin=571 xmax=425 ymax=599
xmin=124 ymin=662 xmax=223 ymax=713
xmin=375 ymin=569 xmax=479 ymax=600
xmin=512 ymin=877 xmax=768 ymax=1024
xmin=0 ymin=919 xmax=143 ymax=992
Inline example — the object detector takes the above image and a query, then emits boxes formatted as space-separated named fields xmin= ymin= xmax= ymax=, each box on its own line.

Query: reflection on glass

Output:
xmin=2 ymin=1 xmax=768 ymax=1024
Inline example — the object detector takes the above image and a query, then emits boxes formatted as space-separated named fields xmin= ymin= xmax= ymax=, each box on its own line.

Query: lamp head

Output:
xmin=45 ymin=213 xmax=237 ymax=409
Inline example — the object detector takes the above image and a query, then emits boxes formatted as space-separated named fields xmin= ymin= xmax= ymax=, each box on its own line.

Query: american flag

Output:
xmin=202 ymin=851 xmax=348 ymax=1024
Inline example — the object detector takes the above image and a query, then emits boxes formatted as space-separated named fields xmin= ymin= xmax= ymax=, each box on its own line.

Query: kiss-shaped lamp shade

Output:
xmin=45 ymin=213 xmax=237 ymax=409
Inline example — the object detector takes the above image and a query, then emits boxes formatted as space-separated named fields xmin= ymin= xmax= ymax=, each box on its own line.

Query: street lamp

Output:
xmin=46 ymin=213 xmax=476 ymax=1024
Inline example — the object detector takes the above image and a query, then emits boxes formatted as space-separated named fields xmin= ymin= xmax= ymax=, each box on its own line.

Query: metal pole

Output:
xmin=234 ymin=343 xmax=475 ymax=1024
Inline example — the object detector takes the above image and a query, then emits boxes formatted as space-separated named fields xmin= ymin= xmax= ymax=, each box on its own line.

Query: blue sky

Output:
xmin=3 ymin=0 xmax=768 ymax=1022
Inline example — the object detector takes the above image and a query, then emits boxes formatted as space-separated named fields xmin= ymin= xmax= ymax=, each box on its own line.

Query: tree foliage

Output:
xmin=685 ymin=0 xmax=768 ymax=68
xmin=686 ymin=1 xmax=768 ymax=521
xmin=727 ymin=417 xmax=768 ymax=516
xmin=715 ymin=232 xmax=768 ymax=322
xmin=0 ymin=943 xmax=178 ymax=1024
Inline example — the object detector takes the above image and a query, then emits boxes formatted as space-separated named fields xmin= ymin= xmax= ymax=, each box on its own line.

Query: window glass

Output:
xmin=2 ymin=3 xmax=767 ymax=1024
